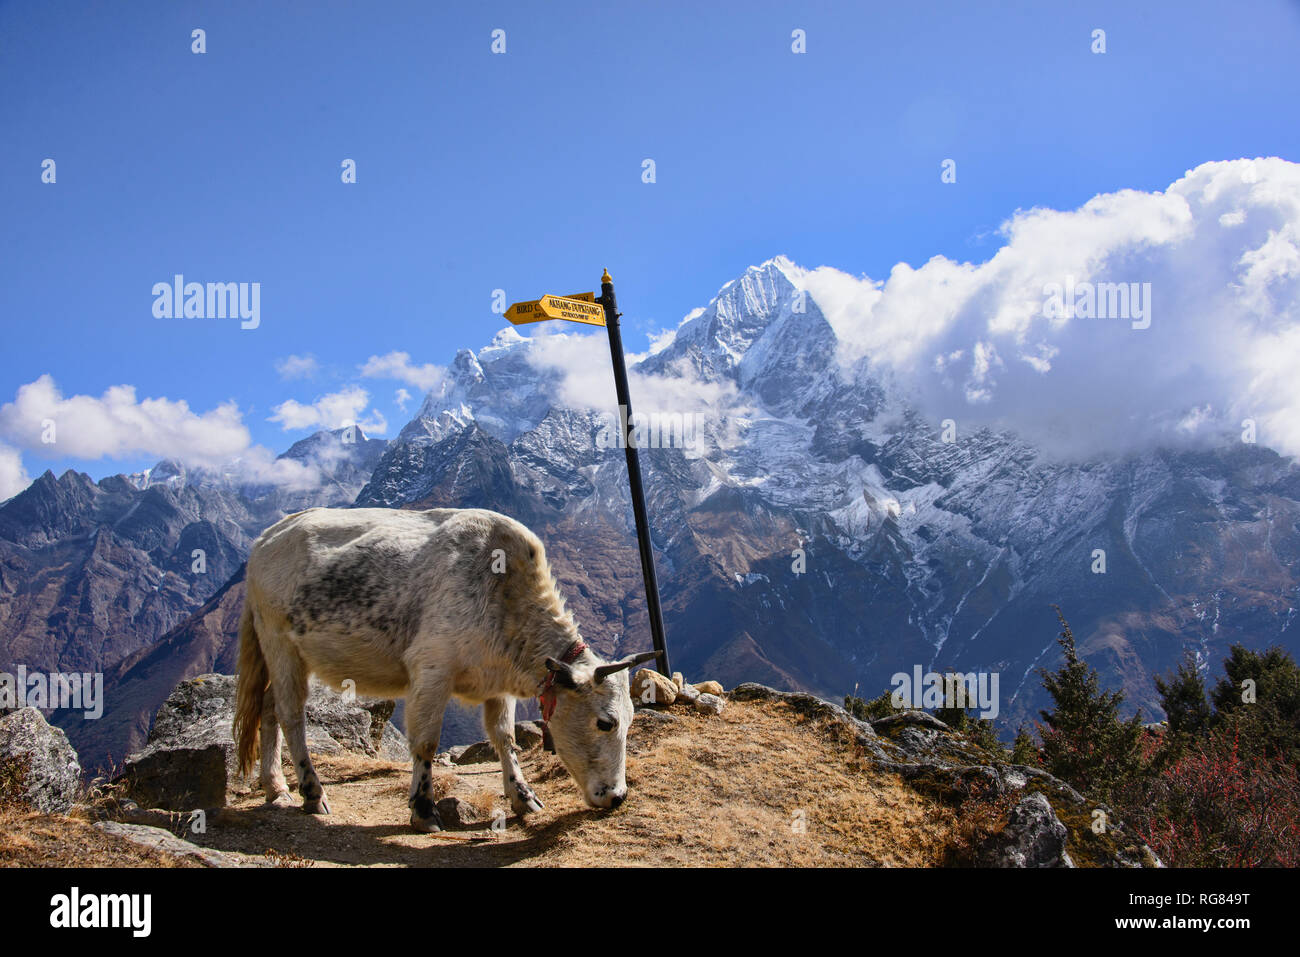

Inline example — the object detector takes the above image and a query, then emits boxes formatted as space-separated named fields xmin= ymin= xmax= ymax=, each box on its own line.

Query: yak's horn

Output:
xmin=593 ymin=649 xmax=664 ymax=684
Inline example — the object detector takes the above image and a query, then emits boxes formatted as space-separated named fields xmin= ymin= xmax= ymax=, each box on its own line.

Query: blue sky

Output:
xmin=2 ymin=0 xmax=1298 ymax=484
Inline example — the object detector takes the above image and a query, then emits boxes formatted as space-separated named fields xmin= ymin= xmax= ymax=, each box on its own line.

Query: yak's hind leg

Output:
xmin=405 ymin=667 xmax=452 ymax=832
xmin=269 ymin=649 xmax=330 ymax=814
xmin=259 ymin=685 xmax=292 ymax=806
xmin=485 ymin=695 xmax=543 ymax=817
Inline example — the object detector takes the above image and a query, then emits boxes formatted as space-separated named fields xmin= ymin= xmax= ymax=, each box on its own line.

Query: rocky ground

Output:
xmin=0 ymin=674 xmax=1160 ymax=868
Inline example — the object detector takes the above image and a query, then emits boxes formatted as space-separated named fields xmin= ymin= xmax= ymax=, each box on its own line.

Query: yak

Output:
xmin=233 ymin=506 xmax=658 ymax=832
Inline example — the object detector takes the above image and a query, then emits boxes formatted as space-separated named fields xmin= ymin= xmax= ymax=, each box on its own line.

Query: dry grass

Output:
xmin=1 ymin=752 xmax=197 ymax=867
xmin=531 ymin=700 xmax=956 ymax=866
xmin=0 ymin=803 xmax=201 ymax=868
xmin=173 ymin=698 xmax=984 ymax=867
xmin=4 ymin=694 xmax=1016 ymax=867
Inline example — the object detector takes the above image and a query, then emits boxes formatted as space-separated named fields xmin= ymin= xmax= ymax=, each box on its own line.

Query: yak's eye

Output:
xmin=596 ymin=717 xmax=616 ymax=732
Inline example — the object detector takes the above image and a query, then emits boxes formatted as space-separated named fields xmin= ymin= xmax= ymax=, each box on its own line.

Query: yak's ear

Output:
xmin=545 ymin=657 xmax=580 ymax=690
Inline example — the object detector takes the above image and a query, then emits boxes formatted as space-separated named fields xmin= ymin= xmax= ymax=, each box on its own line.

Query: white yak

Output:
xmin=233 ymin=506 xmax=659 ymax=832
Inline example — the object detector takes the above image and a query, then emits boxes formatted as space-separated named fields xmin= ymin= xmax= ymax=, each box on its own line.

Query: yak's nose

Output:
xmin=609 ymin=790 xmax=626 ymax=809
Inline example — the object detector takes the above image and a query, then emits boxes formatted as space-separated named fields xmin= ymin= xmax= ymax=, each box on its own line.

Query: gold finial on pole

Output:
xmin=601 ymin=268 xmax=612 ymax=284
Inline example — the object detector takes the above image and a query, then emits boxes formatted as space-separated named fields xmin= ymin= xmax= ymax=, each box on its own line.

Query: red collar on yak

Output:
xmin=538 ymin=640 xmax=587 ymax=751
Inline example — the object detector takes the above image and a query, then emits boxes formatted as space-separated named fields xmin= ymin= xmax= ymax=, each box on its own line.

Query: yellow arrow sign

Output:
xmin=505 ymin=293 xmax=605 ymax=327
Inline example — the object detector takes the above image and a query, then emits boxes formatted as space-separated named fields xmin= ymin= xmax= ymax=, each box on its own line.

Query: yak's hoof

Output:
xmin=410 ymin=809 xmax=444 ymax=833
xmin=265 ymin=791 xmax=295 ymax=808
xmin=511 ymin=783 xmax=544 ymax=816
xmin=409 ymin=794 xmax=443 ymax=832
xmin=302 ymin=794 xmax=331 ymax=815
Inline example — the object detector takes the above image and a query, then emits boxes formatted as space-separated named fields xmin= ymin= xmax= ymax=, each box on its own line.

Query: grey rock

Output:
xmin=976 ymin=792 xmax=1074 ymax=868
xmin=452 ymin=740 xmax=499 ymax=765
xmin=377 ymin=722 xmax=411 ymax=761
xmin=93 ymin=821 xmax=266 ymax=867
xmin=119 ymin=673 xmax=408 ymax=810
xmin=694 ymin=693 xmax=725 ymax=715
xmin=436 ymin=795 xmax=488 ymax=827
xmin=675 ymin=683 xmax=701 ymax=705
xmin=514 ymin=721 xmax=544 ymax=750
xmin=0 ymin=707 xmax=82 ymax=813
xmin=870 ymin=710 xmax=951 ymax=734
xmin=120 ymin=742 xmax=230 ymax=812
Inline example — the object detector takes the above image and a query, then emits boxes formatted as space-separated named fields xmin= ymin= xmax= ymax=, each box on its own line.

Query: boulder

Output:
xmin=436 ymin=795 xmax=488 ymax=827
xmin=870 ymin=711 xmax=951 ymax=734
xmin=118 ymin=673 xmax=408 ymax=810
xmin=631 ymin=669 xmax=677 ymax=707
xmin=120 ymin=741 xmax=231 ymax=812
xmin=694 ymin=693 xmax=725 ymax=716
xmin=675 ymin=683 xmax=701 ymax=705
xmin=694 ymin=680 xmax=725 ymax=696
xmin=93 ymin=821 xmax=265 ymax=867
xmin=514 ymin=721 xmax=544 ymax=750
xmin=976 ymin=792 xmax=1075 ymax=868
xmin=452 ymin=741 xmax=499 ymax=765
xmin=445 ymin=721 xmax=545 ymax=764
xmin=0 ymin=707 xmax=81 ymax=813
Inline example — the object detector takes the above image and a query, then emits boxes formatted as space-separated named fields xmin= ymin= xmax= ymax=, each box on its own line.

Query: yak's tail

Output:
xmin=233 ymin=599 xmax=267 ymax=777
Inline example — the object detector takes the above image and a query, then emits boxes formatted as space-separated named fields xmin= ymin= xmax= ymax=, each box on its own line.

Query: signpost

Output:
xmin=504 ymin=270 xmax=671 ymax=678
xmin=505 ymin=294 xmax=606 ymax=327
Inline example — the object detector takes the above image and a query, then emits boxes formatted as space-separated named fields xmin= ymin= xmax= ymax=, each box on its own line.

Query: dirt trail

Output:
xmin=150 ymin=699 xmax=952 ymax=867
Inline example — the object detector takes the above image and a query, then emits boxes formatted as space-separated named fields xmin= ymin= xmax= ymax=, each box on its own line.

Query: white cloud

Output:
xmin=394 ymin=388 xmax=412 ymax=412
xmin=360 ymin=351 xmax=447 ymax=393
xmin=0 ymin=375 xmax=251 ymax=467
xmin=274 ymin=354 xmax=319 ymax=380
xmin=0 ymin=443 xmax=30 ymax=501
xmin=0 ymin=376 xmax=385 ymax=496
xmin=790 ymin=157 xmax=1300 ymax=459
xmin=522 ymin=325 xmax=753 ymax=453
xmin=269 ymin=386 xmax=387 ymax=435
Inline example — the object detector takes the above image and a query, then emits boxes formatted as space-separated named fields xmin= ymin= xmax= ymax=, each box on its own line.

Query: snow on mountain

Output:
xmin=371 ymin=255 xmax=1300 ymax=732
xmin=10 ymin=255 xmax=1299 ymax=771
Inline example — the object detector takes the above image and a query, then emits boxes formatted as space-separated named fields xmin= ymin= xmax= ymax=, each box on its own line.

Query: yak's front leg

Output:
xmin=406 ymin=667 xmax=452 ymax=833
xmin=484 ymin=695 xmax=543 ymax=818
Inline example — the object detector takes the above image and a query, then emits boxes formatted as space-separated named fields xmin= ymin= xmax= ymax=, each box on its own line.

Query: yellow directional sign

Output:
xmin=505 ymin=293 xmax=605 ymax=327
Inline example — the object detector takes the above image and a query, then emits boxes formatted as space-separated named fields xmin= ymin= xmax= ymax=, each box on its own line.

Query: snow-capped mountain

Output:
xmin=9 ymin=258 xmax=1298 ymax=771
xmin=357 ymin=257 xmax=1300 ymax=729
xmin=0 ymin=427 xmax=388 ymax=677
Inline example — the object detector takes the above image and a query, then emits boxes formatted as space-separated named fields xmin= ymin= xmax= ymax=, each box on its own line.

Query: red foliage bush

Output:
xmin=1129 ymin=728 xmax=1300 ymax=868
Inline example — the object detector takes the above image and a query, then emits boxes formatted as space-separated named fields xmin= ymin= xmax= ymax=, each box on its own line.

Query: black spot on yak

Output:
xmin=410 ymin=795 xmax=436 ymax=820
xmin=289 ymin=544 xmax=421 ymax=644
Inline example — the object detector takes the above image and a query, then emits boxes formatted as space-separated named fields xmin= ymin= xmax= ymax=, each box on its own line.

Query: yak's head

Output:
xmin=544 ymin=650 xmax=661 ymax=809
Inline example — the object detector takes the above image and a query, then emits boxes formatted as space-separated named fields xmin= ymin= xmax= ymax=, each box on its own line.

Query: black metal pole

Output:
xmin=598 ymin=269 xmax=671 ymax=678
